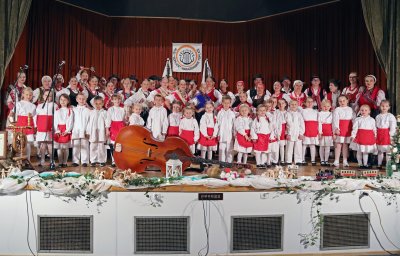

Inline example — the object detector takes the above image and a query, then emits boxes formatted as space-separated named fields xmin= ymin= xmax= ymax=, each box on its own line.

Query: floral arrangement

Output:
xmin=220 ymin=168 xmax=239 ymax=181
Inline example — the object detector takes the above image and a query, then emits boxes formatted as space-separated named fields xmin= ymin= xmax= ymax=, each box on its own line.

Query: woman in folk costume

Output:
xmin=103 ymin=81 xmax=118 ymax=110
xmin=350 ymin=104 xmax=377 ymax=168
xmin=106 ymin=94 xmax=127 ymax=167
xmin=198 ymin=102 xmax=218 ymax=160
xmin=332 ymin=95 xmax=356 ymax=167
xmin=325 ymin=79 xmax=341 ymax=110
xmin=375 ymin=100 xmax=397 ymax=169
xmin=270 ymin=81 xmax=285 ymax=100
xmin=301 ymin=97 xmax=319 ymax=165
xmin=71 ymin=93 xmax=91 ymax=167
xmin=9 ymin=87 xmax=36 ymax=162
xmin=283 ymin=80 xmax=307 ymax=110
xmin=303 ymin=75 xmax=326 ymax=110
xmin=56 ymin=76 xmax=81 ymax=107
xmin=342 ymin=71 xmax=363 ymax=111
xmin=214 ymin=96 xmax=236 ymax=163
xmin=125 ymin=79 xmax=151 ymax=122
xmin=251 ymin=104 xmax=272 ymax=168
xmin=118 ymin=77 xmax=135 ymax=102
xmin=86 ymin=96 xmax=109 ymax=167
xmin=147 ymin=77 xmax=172 ymax=109
xmin=318 ymin=100 xmax=334 ymax=166
xmin=32 ymin=75 xmax=52 ymax=105
xmin=146 ymin=94 xmax=169 ymax=140
xmin=54 ymin=94 xmax=74 ymax=167
xmin=265 ymin=100 xmax=279 ymax=166
xmin=84 ymin=76 xmax=105 ymax=108
xmin=179 ymin=107 xmax=200 ymax=154
xmin=275 ymin=98 xmax=288 ymax=165
xmin=355 ymin=75 xmax=385 ymax=117
xmin=218 ymin=79 xmax=236 ymax=105
xmin=166 ymin=79 xmax=190 ymax=107
xmin=232 ymin=80 xmax=247 ymax=108
xmin=167 ymin=101 xmax=182 ymax=136
xmin=285 ymin=100 xmax=305 ymax=165
xmin=35 ymin=90 xmax=57 ymax=167
xmin=205 ymin=76 xmax=222 ymax=106
xmin=249 ymin=83 xmax=270 ymax=108
xmin=6 ymin=71 xmax=27 ymax=117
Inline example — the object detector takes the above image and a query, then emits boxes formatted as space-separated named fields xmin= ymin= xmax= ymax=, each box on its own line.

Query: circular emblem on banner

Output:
xmin=172 ymin=44 xmax=202 ymax=72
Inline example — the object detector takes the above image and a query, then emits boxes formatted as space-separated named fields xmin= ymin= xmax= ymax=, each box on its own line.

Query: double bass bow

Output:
xmin=113 ymin=125 xmax=254 ymax=173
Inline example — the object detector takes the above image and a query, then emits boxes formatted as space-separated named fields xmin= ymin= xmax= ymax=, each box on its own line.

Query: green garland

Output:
xmin=387 ymin=117 xmax=400 ymax=176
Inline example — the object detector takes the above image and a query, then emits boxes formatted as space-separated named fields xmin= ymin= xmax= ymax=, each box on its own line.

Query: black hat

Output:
xmin=281 ymin=76 xmax=291 ymax=82
xmin=129 ymin=74 xmax=138 ymax=82
xmin=148 ymin=75 xmax=161 ymax=81
xmin=328 ymin=79 xmax=341 ymax=87
xmin=311 ymin=74 xmax=320 ymax=80
xmin=252 ymin=73 xmax=264 ymax=81
xmin=108 ymin=74 xmax=120 ymax=82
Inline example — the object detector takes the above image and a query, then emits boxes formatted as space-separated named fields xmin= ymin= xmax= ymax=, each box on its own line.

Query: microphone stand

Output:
xmin=43 ymin=62 xmax=64 ymax=170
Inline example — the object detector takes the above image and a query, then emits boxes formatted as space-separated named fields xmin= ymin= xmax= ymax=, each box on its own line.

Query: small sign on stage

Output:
xmin=0 ymin=131 xmax=7 ymax=159
xmin=198 ymin=193 xmax=223 ymax=200
xmin=172 ymin=43 xmax=202 ymax=72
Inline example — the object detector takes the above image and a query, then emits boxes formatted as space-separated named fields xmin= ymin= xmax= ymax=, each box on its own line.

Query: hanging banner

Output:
xmin=172 ymin=43 xmax=202 ymax=72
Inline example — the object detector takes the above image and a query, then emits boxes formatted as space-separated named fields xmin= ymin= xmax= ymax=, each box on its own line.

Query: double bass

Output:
xmin=113 ymin=125 xmax=253 ymax=173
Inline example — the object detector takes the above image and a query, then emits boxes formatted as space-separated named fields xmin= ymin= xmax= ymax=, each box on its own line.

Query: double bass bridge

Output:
xmin=147 ymin=148 xmax=152 ymax=157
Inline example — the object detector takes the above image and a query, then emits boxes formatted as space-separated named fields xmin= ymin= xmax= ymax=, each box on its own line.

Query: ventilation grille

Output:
xmin=135 ymin=217 xmax=189 ymax=254
xmin=231 ymin=215 xmax=283 ymax=252
xmin=38 ymin=216 xmax=93 ymax=253
xmin=321 ymin=213 xmax=369 ymax=250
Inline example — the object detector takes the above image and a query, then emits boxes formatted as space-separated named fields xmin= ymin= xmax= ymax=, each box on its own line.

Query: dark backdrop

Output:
xmin=2 ymin=0 xmax=386 ymax=110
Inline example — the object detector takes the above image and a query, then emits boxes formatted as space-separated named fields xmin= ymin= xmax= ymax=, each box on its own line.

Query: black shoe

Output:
xmin=302 ymin=162 xmax=308 ymax=166
xmin=71 ymin=163 xmax=79 ymax=167
xmin=90 ymin=163 xmax=96 ymax=167
xmin=280 ymin=162 xmax=286 ymax=166
xmin=99 ymin=163 xmax=106 ymax=167
xmin=295 ymin=162 xmax=302 ymax=166
xmin=82 ymin=163 xmax=88 ymax=167
xmin=311 ymin=162 xmax=317 ymax=166
xmin=111 ymin=163 xmax=116 ymax=167
xmin=257 ymin=164 xmax=266 ymax=169
xmin=320 ymin=162 xmax=325 ymax=166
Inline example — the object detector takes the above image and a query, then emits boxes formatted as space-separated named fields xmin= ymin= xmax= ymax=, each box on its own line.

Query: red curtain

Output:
xmin=2 ymin=0 xmax=386 ymax=118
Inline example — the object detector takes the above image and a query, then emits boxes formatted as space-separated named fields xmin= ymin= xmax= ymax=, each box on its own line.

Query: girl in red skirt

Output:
xmin=318 ymin=100 xmax=334 ymax=166
xmin=54 ymin=94 xmax=74 ymax=167
xmin=198 ymin=102 xmax=218 ymax=160
xmin=375 ymin=100 xmax=397 ymax=169
xmin=10 ymin=87 xmax=36 ymax=162
xmin=251 ymin=104 xmax=272 ymax=168
xmin=301 ymin=97 xmax=319 ymax=165
xmin=350 ymin=104 xmax=377 ymax=168
xmin=179 ymin=107 xmax=199 ymax=154
xmin=167 ymin=101 xmax=182 ymax=137
xmin=106 ymin=94 xmax=127 ymax=167
xmin=234 ymin=104 xmax=253 ymax=164
xmin=275 ymin=99 xmax=288 ymax=165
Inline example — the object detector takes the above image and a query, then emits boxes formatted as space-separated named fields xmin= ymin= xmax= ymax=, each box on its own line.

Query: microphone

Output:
xmin=58 ymin=60 xmax=66 ymax=67
xmin=19 ymin=65 xmax=28 ymax=71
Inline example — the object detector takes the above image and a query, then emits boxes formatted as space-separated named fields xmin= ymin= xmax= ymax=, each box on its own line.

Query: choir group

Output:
xmin=5 ymin=68 xmax=397 ymax=169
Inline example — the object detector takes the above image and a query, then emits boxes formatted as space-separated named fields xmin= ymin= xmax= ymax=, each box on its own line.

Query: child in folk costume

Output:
xmin=179 ymin=107 xmax=199 ymax=154
xmin=35 ymin=90 xmax=56 ymax=167
xmin=301 ymin=97 xmax=319 ymax=165
xmin=265 ymin=100 xmax=279 ymax=166
xmin=275 ymin=99 xmax=288 ymax=165
xmin=190 ymin=82 xmax=211 ymax=122
xmin=318 ymin=100 xmax=334 ymax=166
xmin=54 ymin=94 xmax=74 ymax=167
xmin=285 ymin=100 xmax=305 ymax=165
xmin=84 ymin=76 xmax=105 ymax=108
xmin=350 ymin=104 xmax=377 ymax=168
xmin=129 ymin=103 xmax=145 ymax=126
xmin=146 ymin=94 xmax=169 ymax=140
xmin=375 ymin=100 xmax=397 ymax=169
xmin=71 ymin=93 xmax=91 ymax=167
xmin=86 ymin=96 xmax=109 ymax=167
xmin=106 ymin=94 xmax=127 ymax=167
xmin=10 ymin=88 xmax=36 ymax=161
xmin=234 ymin=104 xmax=253 ymax=164
xmin=167 ymin=101 xmax=182 ymax=136
xmin=251 ymin=104 xmax=272 ymax=168
xmin=233 ymin=92 xmax=254 ymax=117
xmin=198 ymin=102 xmax=218 ymax=160
xmin=215 ymin=96 xmax=236 ymax=163
xmin=332 ymin=95 xmax=356 ymax=167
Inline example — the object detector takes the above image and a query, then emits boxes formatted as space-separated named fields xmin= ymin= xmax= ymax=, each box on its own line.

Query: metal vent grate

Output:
xmin=38 ymin=216 xmax=93 ymax=253
xmin=231 ymin=215 xmax=283 ymax=252
xmin=321 ymin=213 xmax=369 ymax=250
xmin=135 ymin=216 xmax=190 ymax=254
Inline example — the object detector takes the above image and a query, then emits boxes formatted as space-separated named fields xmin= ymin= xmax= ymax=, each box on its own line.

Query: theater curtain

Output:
xmin=362 ymin=0 xmax=400 ymax=114
xmin=0 ymin=0 xmax=31 ymax=87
